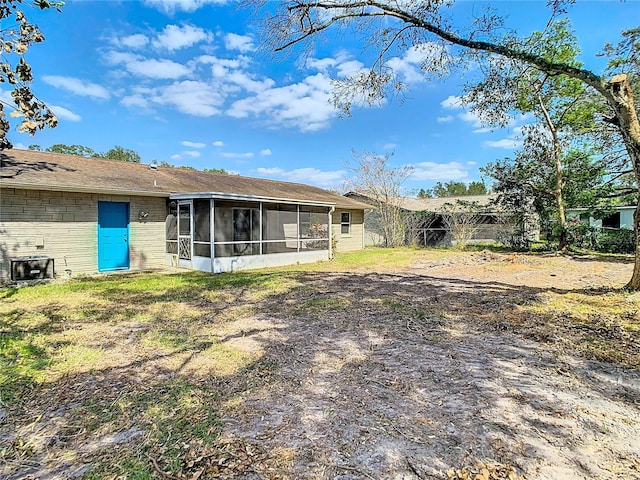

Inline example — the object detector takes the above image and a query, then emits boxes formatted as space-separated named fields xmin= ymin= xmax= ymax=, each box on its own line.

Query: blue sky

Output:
xmin=3 ymin=0 xmax=638 ymax=194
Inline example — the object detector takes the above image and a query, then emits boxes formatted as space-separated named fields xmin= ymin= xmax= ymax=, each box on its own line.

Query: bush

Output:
xmin=495 ymin=217 xmax=536 ymax=251
xmin=567 ymin=222 xmax=597 ymax=250
xmin=567 ymin=222 xmax=635 ymax=254
xmin=594 ymin=229 xmax=635 ymax=254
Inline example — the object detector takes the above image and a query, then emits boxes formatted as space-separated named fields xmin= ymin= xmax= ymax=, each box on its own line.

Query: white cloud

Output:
xmin=183 ymin=150 xmax=201 ymax=157
xmin=223 ymin=70 xmax=275 ymax=94
xmin=386 ymin=42 xmax=452 ymax=83
xmin=227 ymin=73 xmax=337 ymax=132
xmin=153 ymin=24 xmax=212 ymax=51
xmin=128 ymin=58 xmax=191 ymax=79
xmin=220 ymin=151 xmax=254 ymax=159
xmin=224 ymin=33 xmax=255 ymax=53
xmin=212 ymin=140 xmax=224 ymax=147
xmin=170 ymin=154 xmax=181 ymax=160
xmin=126 ymin=81 xmax=223 ymax=116
xmin=121 ymin=93 xmax=151 ymax=109
xmin=256 ymin=167 xmax=283 ymax=175
xmin=382 ymin=143 xmax=397 ymax=150
xmin=457 ymin=111 xmax=487 ymax=130
xmin=336 ymin=59 xmax=366 ymax=78
xmin=256 ymin=166 xmax=346 ymax=187
xmin=259 ymin=148 xmax=272 ymax=156
xmin=104 ymin=50 xmax=138 ymax=65
xmin=119 ymin=33 xmax=149 ymax=49
xmin=484 ymin=138 xmax=523 ymax=149
xmin=198 ymin=54 xmax=250 ymax=70
xmin=410 ymin=161 xmax=468 ymax=181
xmin=441 ymin=95 xmax=464 ymax=109
xmin=437 ymin=115 xmax=453 ymax=123
xmin=143 ymin=0 xmax=232 ymax=14
xmin=49 ymin=105 xmax=81 ymax=122
xmin=42 ymin=75 xmax=110 ymax=100
xmin=104 ymin=51 xmax=190 ymax=79
xmin=306 ymin=51 xmax=364 ymax=78
xmin=182 ymin=140 xmax=206 ymax=148
xmin=307 ymin=57 xmax=338 ymax=72
xmin=199 ymin=55 xmax=274 ymax=94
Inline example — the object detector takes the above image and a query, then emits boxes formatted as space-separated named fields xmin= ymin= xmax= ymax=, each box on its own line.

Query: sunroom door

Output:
xmin=178 ymin=201 xmax=192 ymax=269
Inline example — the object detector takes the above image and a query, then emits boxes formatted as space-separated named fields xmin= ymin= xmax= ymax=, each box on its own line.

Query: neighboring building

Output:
xmin=566 ymin=206 xmax=634 ymax=230
xmin=346 ymin=192 xmax=536 ymax=246
xmin=0 ymin=150 xmax=367 ymax=280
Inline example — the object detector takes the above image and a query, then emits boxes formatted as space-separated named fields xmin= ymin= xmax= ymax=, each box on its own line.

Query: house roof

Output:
xmin=345 ymin=192 xmax=499 ymax=212
xmin=1 ymin=149 xmax=368 ymax=209
xmin=397 ymin=194 xmax=498 ymax=212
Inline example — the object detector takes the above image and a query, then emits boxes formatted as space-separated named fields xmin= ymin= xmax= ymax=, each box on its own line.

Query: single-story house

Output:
xmin=345 ymin=192 xmax=538 ymax=246
xmin=566 ymin=206 xmax=634 ymax=230
xmin=0 ymin=149 xmax=368 ymax=280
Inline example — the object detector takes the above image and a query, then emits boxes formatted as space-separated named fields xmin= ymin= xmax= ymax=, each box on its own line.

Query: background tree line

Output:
xmin=417 ymin=181 xmax=488 ymax=199
xmin=27 ymin=143 xmax=229 ymax=173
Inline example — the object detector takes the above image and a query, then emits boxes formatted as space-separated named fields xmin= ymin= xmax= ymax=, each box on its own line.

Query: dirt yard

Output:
xmin=2 ymin=251 xmax=640 ymax=480
xmin=213 ymin=253 xmax=640 ymax=479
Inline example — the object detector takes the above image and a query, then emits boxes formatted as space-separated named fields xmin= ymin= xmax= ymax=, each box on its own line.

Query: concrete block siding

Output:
xmin=0 ymin=188 xmax=166 ymax=280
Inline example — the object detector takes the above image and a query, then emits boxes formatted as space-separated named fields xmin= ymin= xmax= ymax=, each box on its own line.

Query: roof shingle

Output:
xmin=1 ymin=149 xmax=367 ymax=209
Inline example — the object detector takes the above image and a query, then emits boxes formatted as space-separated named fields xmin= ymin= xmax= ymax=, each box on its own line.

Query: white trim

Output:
xmin=170 ymin=191 xmax=335 ymax=207
xmin=212 ymin=251 xmax=328 ymax=273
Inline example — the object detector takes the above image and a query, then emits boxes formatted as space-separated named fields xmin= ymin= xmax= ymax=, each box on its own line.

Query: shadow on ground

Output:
xmin=1 ymin=268 xmax=639 ymax=479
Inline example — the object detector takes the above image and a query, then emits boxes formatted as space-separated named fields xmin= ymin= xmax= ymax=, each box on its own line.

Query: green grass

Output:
xmin=1 ymin=248 xmax=639 ymax=478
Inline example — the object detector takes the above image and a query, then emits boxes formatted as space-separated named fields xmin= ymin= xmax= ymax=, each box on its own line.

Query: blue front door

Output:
xmin=98 ymin=201 xmax=130 ymax=271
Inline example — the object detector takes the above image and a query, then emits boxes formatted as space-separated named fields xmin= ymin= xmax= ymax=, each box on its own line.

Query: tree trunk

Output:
xmin=607 ymin=75 xmax=640 ymax=289
xmin=538 ymin=93 xmax=568 ymax=250
xmin=554 ymin=144 xmax=568 ymax=250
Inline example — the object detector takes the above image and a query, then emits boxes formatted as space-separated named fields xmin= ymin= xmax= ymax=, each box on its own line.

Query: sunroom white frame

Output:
xmin=167 ymin=192 xmax=334 ymax=273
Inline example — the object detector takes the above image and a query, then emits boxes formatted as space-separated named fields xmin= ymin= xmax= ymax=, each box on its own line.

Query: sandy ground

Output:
xmin=214 ymin=253 xmax=640 ymax=479
xmin=3 ymin=252 xmax=639 ymax=479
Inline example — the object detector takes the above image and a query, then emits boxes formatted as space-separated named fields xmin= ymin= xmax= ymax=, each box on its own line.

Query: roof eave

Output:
xmin=1 ymin=181 xmax=171 ymax=197
xmin=169 ymin=191 xmax=335 ymax=207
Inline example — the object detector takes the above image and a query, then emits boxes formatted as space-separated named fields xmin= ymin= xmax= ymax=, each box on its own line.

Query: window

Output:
xmin=602 ymin=212 xmax=621 ymax=229
xmin=166 ymin=201 xmax=178 ymax=254
xmin=193 ymin=199 xmax=211 ymax=257
xmin=262 ymin=203 xmax=297 ymax=254
xmin=233 ymin=208 xmax=260 ymax=255
xmin=300 ymin=208 xmax=329 ymax=251
xmin=211 ymin=201 xmax=330 ymax=257
xmin=300 ymin=211 xmax=311 ymax=238
xmin=341 ymin=212 xmax=351 ymax=235
xmin=213 ymin=201 xmax=260 ymax=257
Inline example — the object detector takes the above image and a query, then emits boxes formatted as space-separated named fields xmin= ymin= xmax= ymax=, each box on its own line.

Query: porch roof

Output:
xmin=1 ymin=149 xmax=368 ymax=210
xmin=170 ymin=192 xmax=334 ymax=207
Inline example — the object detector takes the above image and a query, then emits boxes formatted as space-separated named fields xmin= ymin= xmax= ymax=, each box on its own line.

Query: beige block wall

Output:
xmin=0 ymin=188 xmax=167 ymax=280
xmin=332 ymin=209 xmax=365 ymax=252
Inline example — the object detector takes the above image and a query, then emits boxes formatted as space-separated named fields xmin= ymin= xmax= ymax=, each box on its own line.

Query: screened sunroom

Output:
xmin=165 ymin=194 xmax=333 ymax=273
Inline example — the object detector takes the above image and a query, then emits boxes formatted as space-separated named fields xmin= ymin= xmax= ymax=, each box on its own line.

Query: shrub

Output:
xmin=594 ymin=229 xmax=635 ymax=254
xmin=567 ymin=222 xmax=635 ymax=254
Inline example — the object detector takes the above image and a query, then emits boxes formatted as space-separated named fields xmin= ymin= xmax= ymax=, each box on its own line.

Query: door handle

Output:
xmin=124 ymin=238 xmax=127 ymax=242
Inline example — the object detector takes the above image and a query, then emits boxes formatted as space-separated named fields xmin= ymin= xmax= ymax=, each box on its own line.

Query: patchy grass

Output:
xmin=1 ymin=248 xmax=638 ymax=478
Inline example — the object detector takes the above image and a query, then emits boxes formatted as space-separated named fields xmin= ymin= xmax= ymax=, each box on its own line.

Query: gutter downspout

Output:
xmin=329 ymin=206 xmax=335 ymax=259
